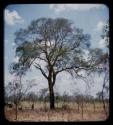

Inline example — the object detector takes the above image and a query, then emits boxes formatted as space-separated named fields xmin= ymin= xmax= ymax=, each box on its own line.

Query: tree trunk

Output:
xmin=49 ymin=86 xmax=55 ymax=109
xmin=81 ymin=96 xmax=83 ymax=119
xmin=93 ymin=101 xmax=95 ymax=113
xmin=15 ymin=103 xmax=18 ymax=120
xmin=102 ymin=73 xmax=108 ymax=117
xmin=48 ymin=68 xmax=56 ymax=109
xmin=78 ymin=102 xmax=80 ymax=113
xmin=48 ymin=80 xmax=55 ymax=109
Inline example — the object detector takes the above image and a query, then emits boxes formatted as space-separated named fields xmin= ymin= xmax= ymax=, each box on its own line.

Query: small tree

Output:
xmin=6 ymin=77 xmax=22 ymax=120
xmin=39 ymin=88 xmax=48 ymax=111
xmin=62 ymin=91 xmax=69 ymax=106
xmin=72 ymin=92 xmax=80 ymax=113
xmin=26 ymin=92 xmax=38 ymax=110
xmin=5 ymin=78 xmax=36 ymax=120
xmin=99 ymin=21 xmax=109 ymax=117
xmin=55 ymin=92 xmax=60 ymax=108
xmin=96 ymin=92 xmax=103 ymax=102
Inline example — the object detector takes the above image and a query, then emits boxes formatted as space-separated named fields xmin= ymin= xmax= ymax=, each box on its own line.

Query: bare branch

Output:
xmin=34 ymin=63 xmax=48 ymax=79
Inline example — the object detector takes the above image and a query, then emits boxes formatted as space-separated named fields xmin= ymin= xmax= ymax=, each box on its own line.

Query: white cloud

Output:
xmin=12 ymin=42 xmax=16 ymax=47
xmin=82 ymin=49 xmax=89 ymax=61
xmin=5 ymin=39 xmax=16 ymax=48
xmin=30 ymin=65 xmax=36 ymax=70
xmin=96 ymin=21 xmax=104 ymax=31
xmin=5 ymin=9 xmax=24 ymax=25
xmin=98 ymin=38 xmax=106 ymax=48
xmin=13 ymin=56 xmax=19 ymax=63
xmin=91 ymin=37 xmax=107 ymax=49
xmin=5 ymin=73 xmax=15 ymax=85
xmin=49 ymin=4 xmax=104 ymax=13
xmin=89 ymin=73 xmax=104 ymax=96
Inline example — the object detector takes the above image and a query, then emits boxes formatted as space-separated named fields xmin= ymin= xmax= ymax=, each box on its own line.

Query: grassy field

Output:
xmin=5 ymin=101 xmax=109 ymax=121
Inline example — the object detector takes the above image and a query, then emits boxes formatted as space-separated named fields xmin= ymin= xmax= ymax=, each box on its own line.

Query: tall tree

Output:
xmin=101 ymin=21 xmax=109 ymax=117
xmin=94 ymin=21 xmax=109 ymax=116
xmin=11 ymin=18 xmax=95 ymax=109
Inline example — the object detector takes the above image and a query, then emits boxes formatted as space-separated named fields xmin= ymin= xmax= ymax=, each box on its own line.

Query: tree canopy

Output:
xmin=11 ymin=18 xmax=93 ymax=78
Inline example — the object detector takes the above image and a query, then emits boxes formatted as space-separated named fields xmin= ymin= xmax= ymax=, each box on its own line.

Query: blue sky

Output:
xmin=4 ymin=4 xmax=109 ymax=96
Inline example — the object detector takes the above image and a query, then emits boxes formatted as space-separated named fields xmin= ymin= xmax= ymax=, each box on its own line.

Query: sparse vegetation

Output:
xmin=5 ymin=100 xmax=108 ymax=121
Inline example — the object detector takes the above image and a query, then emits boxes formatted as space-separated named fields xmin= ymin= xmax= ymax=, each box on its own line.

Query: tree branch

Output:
xmin=34 ymin=63 xmax=48 ymax=79
xmin=36 ymin=56 xmax=48 ymax=62
xmin=56 ymin=66 xmax=75 ymax=75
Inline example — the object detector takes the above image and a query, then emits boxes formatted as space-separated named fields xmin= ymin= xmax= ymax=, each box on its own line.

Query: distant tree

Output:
xmin=72 ymin=89 xmax=82 ymax=113
xmin=96 ymin=92 xmax=103 ymax=102
xmin=86 ymin=21 xmax=109 ymax=117
xmin=55 ymin=92 xmax=60 ymax=108
xmin=100 ymin=21 xmax=109 ymax=117
xmin=62 ymin=91 xmax=69 ymax=104
xmin=101 ymin=20 xmax=109 ymax=48
xmin=39 ymin=88 xmax=48 ymax=111
xmin=54 ymin=85 xmax=60 ymax=107
xmin=5 ymin=78 xmax=36 ymax=120
xmin=26 ymin=92 xmax=38 ymax=102
xmin=26 ymin=92 xmax=38 ymax=110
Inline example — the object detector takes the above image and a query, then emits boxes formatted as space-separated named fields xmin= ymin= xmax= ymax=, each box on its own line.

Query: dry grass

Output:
xmin=4 ymin=101 xmax=109 ymax=122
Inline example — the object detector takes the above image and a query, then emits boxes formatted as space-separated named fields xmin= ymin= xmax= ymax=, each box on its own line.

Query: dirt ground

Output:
xmin=4 ymin=101 xmax=109 ymax=121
